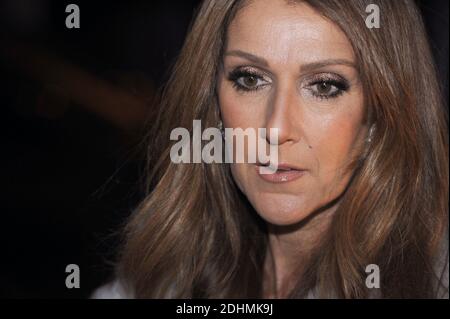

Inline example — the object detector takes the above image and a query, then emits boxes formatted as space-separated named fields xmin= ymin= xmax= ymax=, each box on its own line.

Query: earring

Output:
xmin=361 ymin=124 xmax=376 ymax=160
xmin=218 ymin=120 xmax=225 ymax=139
xmin=367 ymin=124 xmax=376 ymax=143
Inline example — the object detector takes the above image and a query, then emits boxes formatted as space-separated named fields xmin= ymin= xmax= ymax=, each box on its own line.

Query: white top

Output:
xmin=90 ymin=279 xmax=134 ymax=299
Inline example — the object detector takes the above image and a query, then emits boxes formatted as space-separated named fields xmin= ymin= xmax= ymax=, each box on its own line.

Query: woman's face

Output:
xmin=217 ymin=0 xmax=368 ymax=226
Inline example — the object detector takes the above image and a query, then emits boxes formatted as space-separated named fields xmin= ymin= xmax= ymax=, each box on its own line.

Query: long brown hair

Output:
xmin=117 ymin=0 xmax=449 ymax=298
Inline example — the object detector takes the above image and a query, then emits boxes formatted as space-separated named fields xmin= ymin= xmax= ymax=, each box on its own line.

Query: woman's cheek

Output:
xmin=311 ymin=112 xmax=365 ymax=195
xmin=230 ymin=163 xmax=251 ymax=196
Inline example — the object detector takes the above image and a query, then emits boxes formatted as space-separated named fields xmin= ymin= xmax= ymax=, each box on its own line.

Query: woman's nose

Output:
xmin=264 ymin=83 xmax=302 ymax=145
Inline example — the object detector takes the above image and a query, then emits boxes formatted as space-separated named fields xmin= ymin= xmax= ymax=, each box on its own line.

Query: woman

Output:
xmin=93 ymin=0 xmax=449 ymax=298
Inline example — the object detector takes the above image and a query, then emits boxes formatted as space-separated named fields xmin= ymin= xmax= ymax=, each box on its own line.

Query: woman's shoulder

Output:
xmin=90 ymin=279 xmax=134 ymax=299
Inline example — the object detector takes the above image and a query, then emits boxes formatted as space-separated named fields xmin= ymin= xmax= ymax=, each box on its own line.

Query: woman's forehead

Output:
xmin=226 ymin=0 xmax=355 ymax=66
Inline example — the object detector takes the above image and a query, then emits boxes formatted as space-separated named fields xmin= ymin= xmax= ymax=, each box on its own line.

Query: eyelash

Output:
xmin=227 ymin=68 xmax=269 ymax=92
xmin=227 ymin=68 xmax=350 ymax=100
xmin=306 ymin=75 xmax=350 ymax=100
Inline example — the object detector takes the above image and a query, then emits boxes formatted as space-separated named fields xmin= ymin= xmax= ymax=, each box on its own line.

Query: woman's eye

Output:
xmin=239 ymin=75 xmax=259 ymax=88
xmin=308 ymin=79 xmax=349 ymax=99
xmin=316 ymin=82 xmax=335 ymax=95
xmin=228 ymin=69 xmax=269 ymax=92
xmin=236 ymin=75 xmax=266 ymax=90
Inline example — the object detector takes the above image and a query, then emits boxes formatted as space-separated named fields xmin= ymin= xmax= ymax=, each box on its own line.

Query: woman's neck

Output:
xmin=263 ymin=205 xmax=337 ymax=298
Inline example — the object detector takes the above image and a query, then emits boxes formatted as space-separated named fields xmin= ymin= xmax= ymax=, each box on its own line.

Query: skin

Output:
xmin=217 ymin=0 xmax=369 ymax=297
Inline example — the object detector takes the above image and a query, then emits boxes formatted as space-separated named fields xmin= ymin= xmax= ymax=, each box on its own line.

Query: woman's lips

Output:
xmin=255 ymin=164 xmax=307 ymax=183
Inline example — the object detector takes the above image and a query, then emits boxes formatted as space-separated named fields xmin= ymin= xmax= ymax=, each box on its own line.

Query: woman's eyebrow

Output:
xmin=224 ymin=50 xmax=356 ymax=71
xmin=300 ymin=59 xmax=356 ymax=73
xmin=224 ymin=50 xmax=269 ymax=66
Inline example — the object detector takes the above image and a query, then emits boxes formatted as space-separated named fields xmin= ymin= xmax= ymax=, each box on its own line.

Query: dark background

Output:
xmin=0 ymin=0 xmax=448 ymax=298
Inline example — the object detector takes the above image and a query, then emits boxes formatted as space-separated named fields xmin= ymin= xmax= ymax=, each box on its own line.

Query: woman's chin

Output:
xmin=250 ymin=195 xmax=313 ymax=226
